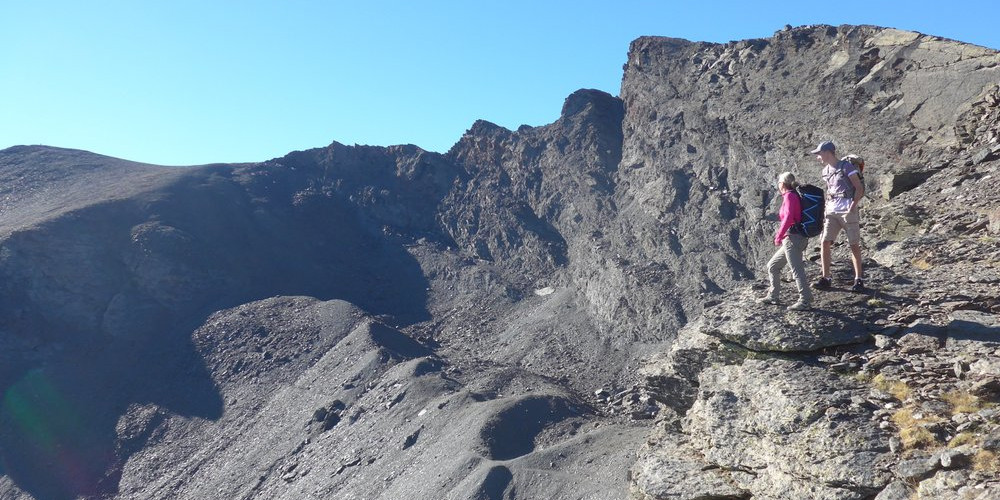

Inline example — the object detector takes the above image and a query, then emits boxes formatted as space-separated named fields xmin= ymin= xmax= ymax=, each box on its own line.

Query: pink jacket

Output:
xmin=775 ymin=190 xmax=801 ymax=245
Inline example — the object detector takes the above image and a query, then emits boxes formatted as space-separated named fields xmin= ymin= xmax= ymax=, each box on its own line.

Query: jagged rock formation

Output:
xmin=608 ymin=25 xmax=1000 ymax=338
xmin=1 ymin=24 xmax=999 ymax=500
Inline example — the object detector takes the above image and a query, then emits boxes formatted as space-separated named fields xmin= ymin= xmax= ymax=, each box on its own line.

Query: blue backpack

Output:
xmin=794 ymin=184 xmax=825 ymax=237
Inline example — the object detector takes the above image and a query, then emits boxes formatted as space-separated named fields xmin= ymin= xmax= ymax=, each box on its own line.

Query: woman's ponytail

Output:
xmin=778 ymin=171 xmax=799 ymax=190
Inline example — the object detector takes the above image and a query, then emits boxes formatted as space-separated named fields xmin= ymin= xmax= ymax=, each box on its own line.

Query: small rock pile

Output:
xmin=955 ymin=83 xmax=1000 ymax=156
xmin=594 ymin=386 xmax=661 ymax=420
xmin=308 ymin=400 xmax=346 ymax=435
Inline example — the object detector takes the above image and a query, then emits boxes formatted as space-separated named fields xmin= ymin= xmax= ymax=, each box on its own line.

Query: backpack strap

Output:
xmin=835 ymin=160 xmax=858 ymax=199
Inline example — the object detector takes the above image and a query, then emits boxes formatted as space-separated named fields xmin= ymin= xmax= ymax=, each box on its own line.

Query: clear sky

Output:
xmin=2 ymin=1 xmax=998 ymax=166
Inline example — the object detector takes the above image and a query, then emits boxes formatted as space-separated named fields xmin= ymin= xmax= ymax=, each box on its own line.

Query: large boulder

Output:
xmin=630 ymin=436 xmax=746 ymax=500
xmin=684 ymin=359 xmax=894 ymax=499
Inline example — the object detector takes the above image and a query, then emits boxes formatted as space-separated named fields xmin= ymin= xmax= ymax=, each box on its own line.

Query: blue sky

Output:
xmin=2 ymin=1 xmax=998 ymax=166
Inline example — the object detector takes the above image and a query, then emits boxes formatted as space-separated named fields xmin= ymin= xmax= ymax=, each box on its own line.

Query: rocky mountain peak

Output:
xmin=560 ymin=88 xmax=620 ymax=118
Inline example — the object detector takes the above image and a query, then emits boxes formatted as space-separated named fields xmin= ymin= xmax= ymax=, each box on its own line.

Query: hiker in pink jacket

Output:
xmin=760 ymin=172 xmax=813 ymax=311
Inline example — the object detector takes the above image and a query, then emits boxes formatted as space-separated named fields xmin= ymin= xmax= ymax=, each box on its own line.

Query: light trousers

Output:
xmin=766 ymin=232 xmax=812 ymax=304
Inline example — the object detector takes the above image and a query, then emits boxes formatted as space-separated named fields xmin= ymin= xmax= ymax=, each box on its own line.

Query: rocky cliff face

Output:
xmin=1 ymin=24 xmax=999 ymax=500
xmin=622 ymin=25 xmax=1000 ymax=500
xmin=607 ymin=25 xmax=1000 ymax=337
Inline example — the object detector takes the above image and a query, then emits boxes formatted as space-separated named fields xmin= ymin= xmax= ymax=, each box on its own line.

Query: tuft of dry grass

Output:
xmin=973 ymin=450 xmax=999 ymax=473
xmin=941 ymin=390 xmax=986 ymax=415
xmin=891 ymin=408 xmax=943 ymax=450
xmin=948 ymin=432 xmax=978 ymax=448
xmin=872 ymin=374 xmax=911 ymax=402
xmin=867 ymin=297 xmax=886 ymax=308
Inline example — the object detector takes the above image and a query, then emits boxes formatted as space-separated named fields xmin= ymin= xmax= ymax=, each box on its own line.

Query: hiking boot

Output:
xmin=812 ymin=277 xmax=831 ymax=290
xmin=851 ymin=279 xmax=865 ymax=293
xmin=758 ymin=297 xmax=780 ymax=305
xmin=787 ymin=301 xmax=811 ymax=311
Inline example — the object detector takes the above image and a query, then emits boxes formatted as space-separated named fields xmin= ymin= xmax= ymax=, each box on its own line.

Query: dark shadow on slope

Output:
xmin=0 ymin=328 xmax=221 ymax=500
xmin=479 ymin=396 xmax=576 ymax=461
xmin=0 ymin=155 xmax=439 ymax=498
xmin=161 ymin=163 xmax=434 ymax=325
xmin=368 ymin=323 xmax=433 ymax=360
xmin=0 ymin=364 xmax=118 ymax=500
xmin=475 ymin=465 xmax=513 ymax=500
xmin=947 ymin=316 xmax=1000 ymax=343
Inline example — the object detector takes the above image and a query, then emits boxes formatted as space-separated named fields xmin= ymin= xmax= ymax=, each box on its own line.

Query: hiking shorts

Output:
xmin=821 ymin=208 xmax=861 ymax=245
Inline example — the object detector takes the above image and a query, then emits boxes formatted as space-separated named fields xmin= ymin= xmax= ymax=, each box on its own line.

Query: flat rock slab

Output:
xmin=701 ymin=287 xmax=871 ymax=352
xmin=685 ymin=359 xmax=894 ymax=499
xmin=630 ymin=440 xmax=746 ymax=500
xmin=946 ymin=310 xmax=1000 ymax=346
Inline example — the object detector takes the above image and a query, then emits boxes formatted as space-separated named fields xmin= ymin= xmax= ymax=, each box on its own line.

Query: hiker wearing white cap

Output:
xmin=809 ymin=141 xmax=865 ymax=293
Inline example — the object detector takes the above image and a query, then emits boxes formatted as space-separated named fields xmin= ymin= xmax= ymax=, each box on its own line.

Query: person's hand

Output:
xmin=774 ymin=238 xmax=782 ymax=246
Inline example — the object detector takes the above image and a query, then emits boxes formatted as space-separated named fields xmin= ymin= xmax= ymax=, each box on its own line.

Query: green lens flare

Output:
xmin=1 ymin=369 xmax=98 ymax=492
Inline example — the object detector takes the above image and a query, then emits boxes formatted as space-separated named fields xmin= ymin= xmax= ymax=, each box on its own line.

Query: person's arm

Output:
xmin=848 ymin=172 xmax=864 ymax=212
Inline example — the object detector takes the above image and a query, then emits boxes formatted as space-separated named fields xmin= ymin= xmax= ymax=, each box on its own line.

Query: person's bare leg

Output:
xmin=821 ymin=240 xmax=833 ymax=279
xmin=850 ymin=243 xmax=863 ymax=280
